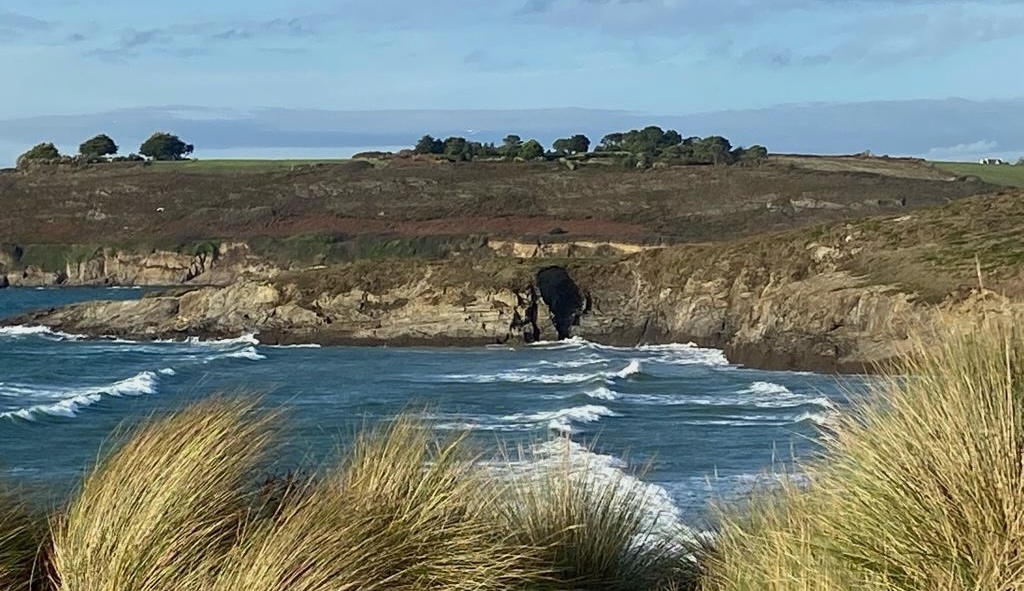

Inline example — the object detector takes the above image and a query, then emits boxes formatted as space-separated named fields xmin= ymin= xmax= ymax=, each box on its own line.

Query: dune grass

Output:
xmin=209 ymin=416 xmax=536 ymax=591
xmin=500 ymin=441 xmax=695 ymax=591
xmin=50 ymin=397 xmax=277 ymax=591
xmin=0 ymin=488 xmax=49 ymax=591
xmin=704 ymin=318 xmax=1024 ymax=591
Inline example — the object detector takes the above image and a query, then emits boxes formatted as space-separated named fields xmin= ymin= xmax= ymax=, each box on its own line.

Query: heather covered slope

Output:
xmin=0 ymin=155 xmax=990 ymax=251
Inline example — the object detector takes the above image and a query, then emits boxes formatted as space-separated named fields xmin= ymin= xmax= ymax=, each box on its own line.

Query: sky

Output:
xmin=2 ymin=0 xmax=1024 ymax=164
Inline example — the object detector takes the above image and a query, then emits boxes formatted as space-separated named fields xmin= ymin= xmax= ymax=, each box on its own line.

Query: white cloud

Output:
xmin=923 ymin=140 xmax=1000 ymax=161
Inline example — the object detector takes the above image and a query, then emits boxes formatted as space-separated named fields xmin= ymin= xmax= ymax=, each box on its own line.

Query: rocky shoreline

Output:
xmin=2 ymin=256 xmax=996 ymax=375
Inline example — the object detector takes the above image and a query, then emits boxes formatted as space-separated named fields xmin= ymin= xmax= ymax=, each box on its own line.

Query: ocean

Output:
xmin=0 ymin=287 xmax=865 ymax=526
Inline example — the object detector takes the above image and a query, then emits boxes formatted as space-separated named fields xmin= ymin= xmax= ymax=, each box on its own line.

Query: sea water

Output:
xmin=0 ymin=288 xmax=866 ymax=526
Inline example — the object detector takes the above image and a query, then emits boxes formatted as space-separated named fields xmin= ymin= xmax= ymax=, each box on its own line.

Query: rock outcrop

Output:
xmin=0 ymin=242 xmax=278 ymax=288
xmin=7 ymin=254 xmax=1013 ymax=373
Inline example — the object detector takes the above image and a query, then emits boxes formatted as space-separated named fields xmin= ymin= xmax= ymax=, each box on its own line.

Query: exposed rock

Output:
xmin=3 ymin=242 xmax=277 ymax=288
xmin=536 ymin=266 xmax=588 ymax=340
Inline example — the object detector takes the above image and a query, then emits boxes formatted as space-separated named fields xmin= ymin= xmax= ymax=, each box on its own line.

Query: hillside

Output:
xmin=0 ymin=155 xmax=993 ymax=261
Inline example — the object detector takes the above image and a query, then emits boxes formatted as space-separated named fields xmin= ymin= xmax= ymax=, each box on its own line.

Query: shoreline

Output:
xmin=0 ymin=318 xmax=878 ymax=376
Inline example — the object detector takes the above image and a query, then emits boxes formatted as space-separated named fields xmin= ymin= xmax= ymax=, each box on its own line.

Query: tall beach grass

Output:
xmin=705 ymin=318 xmax=1024 ymax=591
xmin=50 ymin=397 xmax=276 ymax=591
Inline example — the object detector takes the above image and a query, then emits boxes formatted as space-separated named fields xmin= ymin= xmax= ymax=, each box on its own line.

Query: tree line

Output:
xmin=15 ymin=133 xmax=195 ymax=168
xmin=409 ymin=126 xmax=768 ymax=166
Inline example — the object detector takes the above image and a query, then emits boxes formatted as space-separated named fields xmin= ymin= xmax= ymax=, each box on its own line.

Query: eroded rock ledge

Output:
xmin=5 ymin=254 xmax=1019 ymax=374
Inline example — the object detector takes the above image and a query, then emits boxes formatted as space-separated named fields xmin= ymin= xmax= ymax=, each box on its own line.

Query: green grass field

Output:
xmin=933 ymin=161 xmax=1024 ymax=187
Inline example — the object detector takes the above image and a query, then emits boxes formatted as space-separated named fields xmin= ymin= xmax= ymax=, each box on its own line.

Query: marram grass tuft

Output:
xmin=50 ymin=396 xmax=276 ymax=591
xmin=705 ymin=318 xmax=1024 ymax=591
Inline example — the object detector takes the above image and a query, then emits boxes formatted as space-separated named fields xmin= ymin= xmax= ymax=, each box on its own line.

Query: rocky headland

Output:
xmin=2 ymin=157 xmax=1021 ymax=373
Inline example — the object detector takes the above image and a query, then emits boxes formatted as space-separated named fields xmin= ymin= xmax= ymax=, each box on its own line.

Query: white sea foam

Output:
xmin=215 ymin=346 xmax=267 ymax=361
xmin=620 ymin=381 xmax=836 ymax=411
xmin=508 ymin=439 xmax=697 ymax=548
xmin=584 ymin=385 xmax=619 ymax=400
xmin=502 ymin=404 xmax=618 ymax=434
xmin=0 ymin=325 xmax=85 ymax=341
xmin=441 ymin=371 xmax=603 ymax=385
xmin=1 ymin=371 xmax=160 ymax=421
xmin=613 ymin=359 xmax=642 ymax=379
xmin=158 ymin=368 xmax=176 ymax=376
xmin=265 ymin=343 xmax=322 ymax=349
xmin=181 ymin=333 xmax=261 ymax=347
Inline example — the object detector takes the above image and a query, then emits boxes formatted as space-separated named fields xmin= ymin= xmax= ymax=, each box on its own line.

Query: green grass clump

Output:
xmin=705 ymin=318 xmax=1024 ymax=591
xmin=50 ymin=397 xmax=276 ymax=591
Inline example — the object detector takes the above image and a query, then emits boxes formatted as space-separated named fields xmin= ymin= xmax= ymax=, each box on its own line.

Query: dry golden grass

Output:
xmin=0 ymin=488 xmax=49 ymax=591
xmin=210 ymin=415 xmax=536 ymax=591
xmin=500 ymin=439 xmax=696 ymax=591
xmin=705 ymin=318 xmax=1024 ymax=591
xmin=50 ymin=396 xmax=276 ymax=591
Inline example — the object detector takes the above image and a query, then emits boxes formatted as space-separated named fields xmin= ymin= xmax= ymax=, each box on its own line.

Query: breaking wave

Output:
xmin=0 ymin=325 xmax=85 ymax=341
xmin=1 ymin=371 xmax=160 ymax=421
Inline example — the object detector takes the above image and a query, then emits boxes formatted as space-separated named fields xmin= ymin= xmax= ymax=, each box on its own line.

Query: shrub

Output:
xmin=50 ymin=397 xmax=276 ymax=591
xmin=15 ymin=144 xmax=60 ymax=168
xmin=706 ymin=318 xmax=1024 ymax=591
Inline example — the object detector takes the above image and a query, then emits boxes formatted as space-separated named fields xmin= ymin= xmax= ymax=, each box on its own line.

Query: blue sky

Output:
xmin=3 ymin=0 xmax=1024 ymax=163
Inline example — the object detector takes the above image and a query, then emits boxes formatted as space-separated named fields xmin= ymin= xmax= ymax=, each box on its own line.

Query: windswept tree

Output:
xmin=443 ymin=136 xmax=470 ymax=160
xmin=79 ymin=134 xmax=118 ymax=158
xmin=139 ymin=132 xmax=193 ymax=161
xmin=552 ymin=138 xmax=572 ymax=155
xmin=414 ymin=134 xmax=444 ymax=155
xmin=16 ymin=142 xmax=60 ymax=167
xmin=501 ymin=134 xmax=523 ymax=157
xmin=568 ymin=134 xmax=590 ymax=154
xmin=518 ymin=139 xmax=544 ymax=161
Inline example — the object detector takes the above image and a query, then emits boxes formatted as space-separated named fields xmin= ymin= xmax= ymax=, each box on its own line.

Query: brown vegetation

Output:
xmin=0 ymin=156 xmax=993 ymax=250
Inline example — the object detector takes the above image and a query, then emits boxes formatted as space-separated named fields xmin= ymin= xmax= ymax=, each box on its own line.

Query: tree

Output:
xmin=1016 ymin=157 xmax=1024 ymax=166
xmin=518 ymin=139 xmax=544 ymax=160
xmin=598 ymin=133 xmax=624 ymax=151
xmin=552 ymin=138 xmax=572 ymax=155
xmin=737 ymin=145 xmax=768 ymax=164
xmin=568 ymin=134 xmax=590 ymax=154
xmin=139 ymin=132 xmax=193 ymax=161
xmin=443 ymin=136 xmax=470 ymax=160
xmin=16 ymin=142 xmax=60 ymax=167
xmin=79 ymin=134 xmax=118 ymax=158
xmin=501 ymin=134 xmax=523 ymax=157
xmin=414 ymin=134 xmax=444 ymax=155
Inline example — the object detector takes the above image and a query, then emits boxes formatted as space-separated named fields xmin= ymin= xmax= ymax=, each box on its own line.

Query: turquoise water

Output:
xmin=0 ymin=288 xmax=864 ymax=524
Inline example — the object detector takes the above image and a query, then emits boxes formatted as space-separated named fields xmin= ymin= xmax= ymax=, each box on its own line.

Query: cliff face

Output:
xmin=6 ymin=254 xmax=1008 ymax=373
xmin=0 ymin=242 xmax=278 ymax=288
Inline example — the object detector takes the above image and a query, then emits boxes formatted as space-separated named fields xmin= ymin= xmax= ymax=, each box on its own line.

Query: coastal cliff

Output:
xmin=10 ymin=187 xmax=1024 ymax=373
xmin=3 ymin=161 xmax=1021 ymax=373
xmin=0 ymin=242 xmax=276 ymax=287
